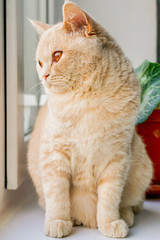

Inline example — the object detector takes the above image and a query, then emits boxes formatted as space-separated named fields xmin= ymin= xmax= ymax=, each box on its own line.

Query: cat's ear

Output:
xmin=28 ymin=19 xmax=53 ymax=35
xmin=63 ymin=2 xmax=94 ymax=36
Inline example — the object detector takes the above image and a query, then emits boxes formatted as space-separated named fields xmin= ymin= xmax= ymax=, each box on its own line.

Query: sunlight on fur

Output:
xmin=28 ymin=1 xmax=153 ymax=238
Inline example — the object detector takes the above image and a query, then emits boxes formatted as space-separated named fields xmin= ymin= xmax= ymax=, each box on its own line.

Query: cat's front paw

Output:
xmin=44 ymin=219 xmax=72 ymax=238
xmin=98 ymin=219 xmax=129 ymax=238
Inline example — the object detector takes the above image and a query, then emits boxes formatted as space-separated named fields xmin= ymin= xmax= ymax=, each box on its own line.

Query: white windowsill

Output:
xmin=0 ymin=188 xmax=160 ymax=240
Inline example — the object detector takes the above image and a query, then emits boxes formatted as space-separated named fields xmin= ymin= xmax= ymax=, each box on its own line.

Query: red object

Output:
xmin=136 ymin=109 xmax=160 ymax=197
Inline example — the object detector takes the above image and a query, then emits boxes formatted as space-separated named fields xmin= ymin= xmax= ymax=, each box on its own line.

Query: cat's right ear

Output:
xmin=28 ymin=19 xmax=53 ymax=35
xmin=63 ymin=2 xmax=95 ymax=36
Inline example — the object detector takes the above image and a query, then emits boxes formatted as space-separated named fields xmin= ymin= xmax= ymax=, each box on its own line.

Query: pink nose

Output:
xmin=43 ymin=74 xmax=49 ymax=81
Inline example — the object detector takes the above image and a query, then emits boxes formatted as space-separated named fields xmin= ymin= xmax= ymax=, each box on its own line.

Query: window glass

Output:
xmin=24 ymin=0 xmax=43 ymax=135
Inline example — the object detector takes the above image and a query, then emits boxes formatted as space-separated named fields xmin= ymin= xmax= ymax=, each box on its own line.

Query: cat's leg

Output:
xmin=28 ymin=162 xmax=45 ymax=208
xmin=28 ymin=145 xmax=45 ymax=208
xmin=27 ymin=104 xmax=48 ymax=209
xmin=120 ymin=206 xmax=134 ymax=227
xmin=132 ymin=200 xmax=143 ymax=214
xmin=119 ymin=200 xmax=143 ymax=228
xmin=97 ymin=155 xmax=129 ymax=238
xmin=121 ymin=132 xmax=153 ymax=215
xmin=40 ymin=149 xmax=72 ymax=238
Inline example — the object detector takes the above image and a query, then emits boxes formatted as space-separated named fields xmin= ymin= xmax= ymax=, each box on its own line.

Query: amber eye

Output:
xmin=38 ymin=60 xmax=43 ymax=68
xmin=52 ymin=51 xmax=63 ymax=63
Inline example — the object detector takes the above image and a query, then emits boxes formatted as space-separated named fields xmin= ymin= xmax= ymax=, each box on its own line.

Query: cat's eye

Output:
xmin=38 ymin=60 xmax=43 ymax=68
xmin=52 ymin=51 xmax=63 ymax=63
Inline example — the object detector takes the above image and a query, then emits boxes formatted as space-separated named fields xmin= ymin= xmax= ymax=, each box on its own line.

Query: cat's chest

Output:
xmin=47 ymin=106 xmax=113 ymax=162
xmin=47 ymin=97 xmax=109 ymax=138
xmin=48 ymin=107 xmax=107 ymax=144
xmin=45 ymin=100 xmax=115 ymax=183
xmin=46 ymin=96 xmax=114 ymax=151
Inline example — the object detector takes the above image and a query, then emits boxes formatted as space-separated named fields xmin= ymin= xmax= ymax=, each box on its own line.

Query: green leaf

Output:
xmin=136 ymin=60 xmax=160 ymax=124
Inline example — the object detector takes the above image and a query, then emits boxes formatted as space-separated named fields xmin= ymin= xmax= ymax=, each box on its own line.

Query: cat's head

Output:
xmin=31 ymin=1 xmax=112 ymax=94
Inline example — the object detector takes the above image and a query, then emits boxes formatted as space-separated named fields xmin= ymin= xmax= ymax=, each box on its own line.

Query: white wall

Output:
xmin=56 ymin=0 xmax=157 ymax=68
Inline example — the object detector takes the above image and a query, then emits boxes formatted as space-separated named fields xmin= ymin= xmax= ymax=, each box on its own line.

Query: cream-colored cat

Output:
xmin=28 ymin=2 xmax=153 ymax=238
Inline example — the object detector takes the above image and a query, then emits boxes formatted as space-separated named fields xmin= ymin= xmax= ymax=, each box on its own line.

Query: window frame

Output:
xmin=6 ymin=0 xmax=25 ymax=189
xmin=5 ymin=0 xmax=50 ymax=190
xmin=0 ymin=0 xmax=5 ymax=191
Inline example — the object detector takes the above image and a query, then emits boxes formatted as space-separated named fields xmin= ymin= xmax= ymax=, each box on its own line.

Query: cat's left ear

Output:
xmin=28 ymin=19 xmax=53 ymax=35
xmin=63 ymin=2 xmax=95 ymax=36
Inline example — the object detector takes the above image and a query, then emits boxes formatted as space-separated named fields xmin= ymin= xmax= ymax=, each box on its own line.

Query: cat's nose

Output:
xmin=43 ymin=74 xmax=49 ymax=81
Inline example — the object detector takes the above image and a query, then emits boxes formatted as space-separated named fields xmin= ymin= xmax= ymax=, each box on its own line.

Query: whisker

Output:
xmin=30 ymin=82 xmax=42 ymax=93
xmin=35 ymin=85 xmax=43 ymax=98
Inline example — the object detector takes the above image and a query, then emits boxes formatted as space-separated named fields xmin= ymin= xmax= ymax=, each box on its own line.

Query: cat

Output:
xmin=28 ymin=1 xmax=153 ymax=238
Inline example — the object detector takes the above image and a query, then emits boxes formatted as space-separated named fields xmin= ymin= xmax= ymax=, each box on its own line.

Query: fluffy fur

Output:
xmin=28 ymin=2 xmax=153 ymax=238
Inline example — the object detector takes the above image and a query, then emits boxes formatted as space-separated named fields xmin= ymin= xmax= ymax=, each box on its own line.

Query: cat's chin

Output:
xmin=44 ymin=85 xmax=67 ymax=95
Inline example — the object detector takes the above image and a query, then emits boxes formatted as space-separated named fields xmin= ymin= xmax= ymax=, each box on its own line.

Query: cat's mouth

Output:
xmin=44 ymin=75 xmax=71 ymax=91
xmin=41 ymin=74 xmax=72 ymax=93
